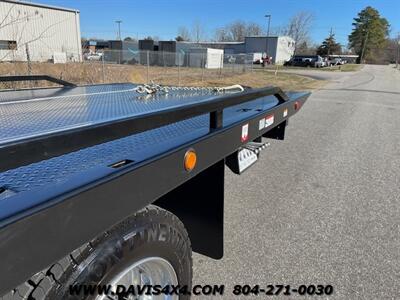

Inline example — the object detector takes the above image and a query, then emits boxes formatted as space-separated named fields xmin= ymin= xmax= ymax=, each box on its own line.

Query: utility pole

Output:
xmin=115 ymin=20 xmax=122 ymax=40
xmin=115 ymin=20 xmax=122 ymax=65
xmin=264 ymin=14 xmax=271 ymax=58
xmin=264 ymin=14 xmax=271 ymax=37
xmin=396 ymin=33 xmax=400 ymax=69
xmin=328 ymin=27 xmax=333 ymax=55
xmin=360 ymin=29 xmax=369 ymax=64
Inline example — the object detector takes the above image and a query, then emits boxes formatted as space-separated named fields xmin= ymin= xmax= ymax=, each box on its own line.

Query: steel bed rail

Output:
xmin=0 ymin=85 xmax=309 ymax=295
xmin=0 ymin=75 xmax=76 ymax=87
xmin=0 ymin=86 xmax=287 ymax=173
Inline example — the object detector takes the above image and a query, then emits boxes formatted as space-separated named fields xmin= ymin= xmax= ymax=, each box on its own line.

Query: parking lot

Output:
xmin=193 ymin=65 xmax=400 ymax=299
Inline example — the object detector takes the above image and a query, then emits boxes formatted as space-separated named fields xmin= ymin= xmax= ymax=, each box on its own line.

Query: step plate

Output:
xmin=226 ymin=141 xmax=270 ymax=174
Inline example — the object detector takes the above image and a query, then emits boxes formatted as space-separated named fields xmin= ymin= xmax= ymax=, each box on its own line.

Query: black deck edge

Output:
xmin=0 ymin=86 xmax=288 ymax=172
xmin=0 ymin=75 xmax=76 ymax=87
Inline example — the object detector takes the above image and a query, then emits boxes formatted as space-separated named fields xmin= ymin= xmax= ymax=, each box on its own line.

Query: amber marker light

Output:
xmin=184 ymin=149 xmax=197 ymax=172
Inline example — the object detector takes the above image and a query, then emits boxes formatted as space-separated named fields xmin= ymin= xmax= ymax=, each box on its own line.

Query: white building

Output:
xmin=180 ymin=36 xmax=296 ymax=65
xmin=0 ymin=0 xmax=82 ymax=62
xmin=188 ymin=48 xmax=224 ymax=69
xmin=244 ymin=36 xmax=295 ymax=64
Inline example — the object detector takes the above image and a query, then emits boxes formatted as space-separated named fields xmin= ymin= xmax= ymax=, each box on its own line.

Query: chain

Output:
xmin=134 ymin=82 xmax=244 ymax=95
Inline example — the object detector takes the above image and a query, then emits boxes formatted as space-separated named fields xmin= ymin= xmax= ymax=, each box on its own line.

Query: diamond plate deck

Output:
xmin=0 ymin=83 xmax=225 ymax=144
xmin=0 ymin=83 xmax=279 ymax=196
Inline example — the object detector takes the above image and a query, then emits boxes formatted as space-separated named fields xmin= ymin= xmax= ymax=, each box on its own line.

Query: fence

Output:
xmin=86 ymin=49 xmax=254 ymax=85
xmin=0 ymin=49 xmax=257 ymax=89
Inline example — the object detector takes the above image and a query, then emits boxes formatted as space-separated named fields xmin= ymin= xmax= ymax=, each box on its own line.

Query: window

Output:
xmin=0 ymin=40 xmax=17 ymax=50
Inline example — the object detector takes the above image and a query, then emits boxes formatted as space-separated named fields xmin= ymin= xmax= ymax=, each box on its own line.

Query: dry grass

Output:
xmin=222 ymin=71 xmax=326 ymax=91
xmin=319 ymin=64 xmax=363 ymax=72
xmin=261 ymin=64 xmax=363 ymax=73
xmin=0 ymin=62 xmax=325 ymax=92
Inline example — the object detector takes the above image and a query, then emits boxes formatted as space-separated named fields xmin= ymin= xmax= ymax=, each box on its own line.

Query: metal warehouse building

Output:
xmin=0 ymin=0 xmax=81 ymax=62
xmin=177 ymin=36 xmax=295 ymax=65
xmin=244 ymin=36 xmax=295 ymax=64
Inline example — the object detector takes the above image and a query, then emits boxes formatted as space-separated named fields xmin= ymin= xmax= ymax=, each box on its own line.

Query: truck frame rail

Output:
xmin=0 ymin=83 xmax=309 ymax=295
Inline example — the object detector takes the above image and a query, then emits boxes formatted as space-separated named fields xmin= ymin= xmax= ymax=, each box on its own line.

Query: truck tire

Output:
xmin=25 ymin=205 xmax=192 ymax=300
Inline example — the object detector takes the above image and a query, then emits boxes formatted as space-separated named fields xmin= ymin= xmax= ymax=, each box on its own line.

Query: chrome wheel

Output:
xmin=96 ymin=257 xmax=178 ymax=300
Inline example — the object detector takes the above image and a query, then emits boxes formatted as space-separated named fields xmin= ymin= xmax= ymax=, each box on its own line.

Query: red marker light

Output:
xmin=294 ymin=101 xmax=301 ymax=110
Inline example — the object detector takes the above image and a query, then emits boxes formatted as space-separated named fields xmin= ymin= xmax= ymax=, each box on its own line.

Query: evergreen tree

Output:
xmin=348 ymin=6 xmax=389 ymax=63
xmin=317 ymin=33 xmax=341 ymax=55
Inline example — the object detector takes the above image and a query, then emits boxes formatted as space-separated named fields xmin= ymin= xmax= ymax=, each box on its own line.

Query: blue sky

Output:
xmin=38 ymin=0 xmax=400 ymax=46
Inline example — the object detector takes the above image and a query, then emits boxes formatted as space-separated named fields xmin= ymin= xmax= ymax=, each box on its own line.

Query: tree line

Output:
xmin=175 ymin=11 xmax=315 ymax=49
xmin=174 ymin=7 xmax=395 ymax=64
xmin=92 ymin=7 xmax=396 ymax=64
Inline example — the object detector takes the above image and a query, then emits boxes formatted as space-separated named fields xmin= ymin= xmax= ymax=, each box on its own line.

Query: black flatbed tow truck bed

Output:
xmin=0 ymin=79 xmax=309 ymax=298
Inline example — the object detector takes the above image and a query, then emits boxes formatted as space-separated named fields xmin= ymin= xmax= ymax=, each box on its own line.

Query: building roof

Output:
xmin=245 ymin=36 xmax=280 ymax=38
xmin=245 ymin=35 xmax=295 ymax=41
xmin=1 ymin=0 xmax=79 ymax=13
xmin=174 ymin=35 xmax=295 ymax=47
xmin=328 ymin=54 xmax=359 ymax=58
xmin=177 ymin=41 xmax=244 ymax=45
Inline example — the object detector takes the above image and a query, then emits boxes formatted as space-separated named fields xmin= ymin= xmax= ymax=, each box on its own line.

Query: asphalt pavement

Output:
xmin=275 ymin=68 xmax=357 ymax=81
xmin=192 ymin=65 xmax=400 ymax=299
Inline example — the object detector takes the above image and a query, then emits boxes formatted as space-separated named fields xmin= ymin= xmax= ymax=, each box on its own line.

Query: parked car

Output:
xmin=314 ymin=56 xmax=325 ymax=68
xmin=284 ymin=57 xmax=310 ymax=67
xmin=284 ymin=55 xmax=323 ymax=68
xmin=252 ymin=53 xmax=263 ymax=64
xmin=327 ymin=57 xmax=344 ymax=66
xmin=225 ymin=55 xmax=236 ymax=64
xmin=84 ymin=52 xmax=103 ymax=61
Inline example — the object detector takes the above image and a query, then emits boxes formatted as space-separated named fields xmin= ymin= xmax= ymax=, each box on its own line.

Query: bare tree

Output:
xmin=192 ymin=20 xmax=205 ymax=43
xmin=0 ymin=5 xmax=73 ymax=61
xmin=246 ymin=22 xmax=264 ymax=36
xmin=214 ymin=21 xmax=265 ymax=42
xmin=176 ymin=26 xmax=191 ymax=41
xmin=227 ymin=21 xmax=247 ymax=42
xmin=267 ymin=25 xmax=286 ymax=36
xmin=144 ymin=36 xmax=159 ymax=42
xmin=214 ymin=27 xmax=232 ymax=42
xmin=123 ymin=36 xmax=137 ymax=42
xmin=282 ymin=11 xmax=314 ymax=52
xmin=295 ymin=41 xmax=318 ymax=55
